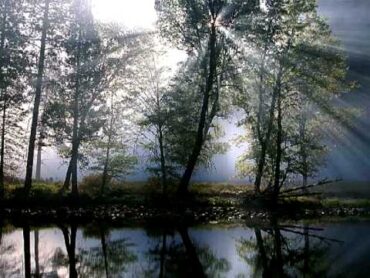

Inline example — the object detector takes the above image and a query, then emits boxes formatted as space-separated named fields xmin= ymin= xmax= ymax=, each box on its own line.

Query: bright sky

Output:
xmin=92 ymin=0 xmax=157 ymax=29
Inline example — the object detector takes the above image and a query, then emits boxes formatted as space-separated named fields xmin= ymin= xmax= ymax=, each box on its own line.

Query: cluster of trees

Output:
xmin=233 ymin=0 xmax=352 ymax=197
xmin=0 ymin=0 xmax=351 ymax=199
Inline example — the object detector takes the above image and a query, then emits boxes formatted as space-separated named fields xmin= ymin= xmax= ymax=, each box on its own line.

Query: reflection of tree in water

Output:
xmin=78 ymin=223 xmax=137 ymax=278
xmin=236 ymin=221 xmax=338 ymax=277
xmin=144 ymin=226 xmax=230 ymax=278
xmin=54 ymin=223 xmax=137 ymax=278
xmin=58 ymin=223 xmax=78 ymax=278
xmin=0 ymin=222 xmax=21 ymax=277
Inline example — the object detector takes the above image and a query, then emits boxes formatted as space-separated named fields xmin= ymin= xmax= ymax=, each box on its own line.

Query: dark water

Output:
xmin=1 ymin=219 xmax=370 ymax=277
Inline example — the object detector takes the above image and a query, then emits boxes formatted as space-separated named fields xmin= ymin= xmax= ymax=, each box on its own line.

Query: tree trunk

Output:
xmin=24 ymin=0 xmax=50 ymax=196
xmin=158 ymin=126 xmax=167 ymax=195
xmin=101 ymin=142 xmax=111 ymax=195
xmin=0 ymin=100 xmax=6 ymax=198
xmin=0 ymin=1 xmax=8 ymax=199
xmin=69 ymin=26 xmax=82 ymax=197
xmin=63 ymin=160 xmax=72 ymax=190
xmin=299 ymin=110 xmax=309 ymax=191
xmin=101 ymin=93 xmax=116 ymax=194
xmin=23 ymin=224 xmax=31 ymax=278
xmin=254 ymin=69 xmax=282 ymax=194
xmin=303 ymin=174 xmax=308 ymax=187
xmin=35 ymin=137 xmax=42 ymax=181
xmin=70 ymin=142 xmax=79 ymax=197
xmin=254 ymin=19 xmax=275 ymax=194
xmin=0 ymin=0 xmax=7 ymax=64
xmin=178 ymin=22 xmax=218 ymax=195
xmin=273 ymin=87 xmax=282 ymax=198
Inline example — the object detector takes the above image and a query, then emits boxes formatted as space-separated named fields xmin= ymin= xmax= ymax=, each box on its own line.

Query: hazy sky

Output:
xmin=92 ymin=0 xmax=156 ymax=29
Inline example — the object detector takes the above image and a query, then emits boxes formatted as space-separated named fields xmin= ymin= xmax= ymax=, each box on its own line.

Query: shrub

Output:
xmin=79 ymin=174 xmax=104 ymax=198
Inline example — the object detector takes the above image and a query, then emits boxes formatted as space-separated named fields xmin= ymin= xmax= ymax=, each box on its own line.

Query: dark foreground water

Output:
xmin=1 ymin=219 xmax=370 ymax=277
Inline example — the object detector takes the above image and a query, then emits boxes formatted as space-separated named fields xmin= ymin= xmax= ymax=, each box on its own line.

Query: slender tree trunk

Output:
xmin=254 ymin=69 xmax=282 ymax=194
xmin=24 ymin=0 xmax=50 ymax=196
xmin=23 ymin=224 xmax=31 ymax=278
xmin=70 ymin=142 xmax=79 ymax=197
xmin=0 ymin=1 xmax=8 ymax=199
xmin=300 ymin=111 xmax=308 ymax=190
xmin=178 ymin=22 xmax=218 ymax=195
xmin=101 ymin=142 xmax=111 ymax=195
xmin=63 ymin=161 xmax=72 ymax=190
xmin=273 ymin=88 xmax=282 ymax=198
xmin=35 ymin=229 xmax=40 ymax=277
xmin=102 ymin=93 xmax=116 ymax=194
xmin=68 ymin=26 xmax=82 ymax=197
xmin=158 ymin=126 xmax=167 ymax=195
xmin=35 ymin=137 xmax=42 ymax=181
xmin=254 ymin=19 xmax=275 ymax=194
xmin=0 ymin=0 xmax=7 ymax=63
xmin=303 ymin=174 xmax=308 ymax=187
xmin=0 ymin=100 xmax=6 ymax=198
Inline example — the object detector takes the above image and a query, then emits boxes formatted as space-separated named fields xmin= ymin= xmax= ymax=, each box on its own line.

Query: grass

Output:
xmin=314 ymin=181 xmax=370 ymax=199
xmin=322 ymin=198 xmax=370 ymax=208
xmin=190 ymin=182 xmax=253 ymax=196
xmin=2 ymin=178 xmax=370 ymax=209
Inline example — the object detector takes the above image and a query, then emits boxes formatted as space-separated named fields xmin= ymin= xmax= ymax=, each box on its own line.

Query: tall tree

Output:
xmin=87 ymin=91 xmax=138 ymax=194
xmin=235 ymin=0 xmax=349 ymax=196
xmin=134 ymin=48 xmax=173 ymax=194
xmin=24 ymin=0 xmax=50 ymax=196
xmin=0 ymin=0 xmax=29 ymax=197
xmin=51 ymin=0 xmax=107 ymax=196
xmin=156 ymin=0 xmax=253 ymax=194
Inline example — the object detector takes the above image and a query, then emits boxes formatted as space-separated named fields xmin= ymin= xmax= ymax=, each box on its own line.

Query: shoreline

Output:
xmin=2 ymin=201 xmax=370 ymax=225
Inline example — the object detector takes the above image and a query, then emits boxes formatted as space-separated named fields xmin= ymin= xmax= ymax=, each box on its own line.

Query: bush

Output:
xmin=79 ymin=174 xmax=104 ymax=198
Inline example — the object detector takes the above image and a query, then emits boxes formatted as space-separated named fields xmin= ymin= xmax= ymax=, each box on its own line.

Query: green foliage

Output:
xmin=235 ymin=0 xmax=352 ymax=188
xmin=79 ymin=174 xmax=104 ymax=197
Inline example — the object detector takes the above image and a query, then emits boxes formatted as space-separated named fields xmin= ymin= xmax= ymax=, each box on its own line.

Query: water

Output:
xmin=1 ymin=219 xmax=370 ymax=277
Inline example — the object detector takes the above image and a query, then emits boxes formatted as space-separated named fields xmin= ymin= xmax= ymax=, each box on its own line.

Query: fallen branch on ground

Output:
xmin=278 ymin=178 xmax=342 ymax=196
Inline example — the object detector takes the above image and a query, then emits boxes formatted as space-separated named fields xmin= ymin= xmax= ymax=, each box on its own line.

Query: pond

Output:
xmin=0 ymin=219 xmax=370 ymax=277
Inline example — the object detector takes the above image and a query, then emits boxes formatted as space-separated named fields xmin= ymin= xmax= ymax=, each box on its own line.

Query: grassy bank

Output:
xmin=1 ymin=179 xmax=370 ymax=209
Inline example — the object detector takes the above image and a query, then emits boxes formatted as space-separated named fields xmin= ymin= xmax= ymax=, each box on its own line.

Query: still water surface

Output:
xmin=0 ymin=220 xmax=370 ymax=277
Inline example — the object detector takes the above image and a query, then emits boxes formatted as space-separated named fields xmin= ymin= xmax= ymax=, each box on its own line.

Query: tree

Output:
xmin=88 ymin=92 xmax=138 ymax=194
xmin=45 ymin=16 xmax=148 ymax=196
xmin=156 ymin=0 xmax=256 ymax=195
xmin=133 ymin=47 xmax=175 ymax=194
xmin=235 ymin=0 xmax=349 ymax=197
xmin=0 ymin=0 xmax=29 ymax=197
xmin=24 ymin=0 xmax=51 ymax=196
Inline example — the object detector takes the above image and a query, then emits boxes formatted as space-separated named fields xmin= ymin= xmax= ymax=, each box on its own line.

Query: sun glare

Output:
xmin=92 ymin=0 xmax=157 ymax=29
